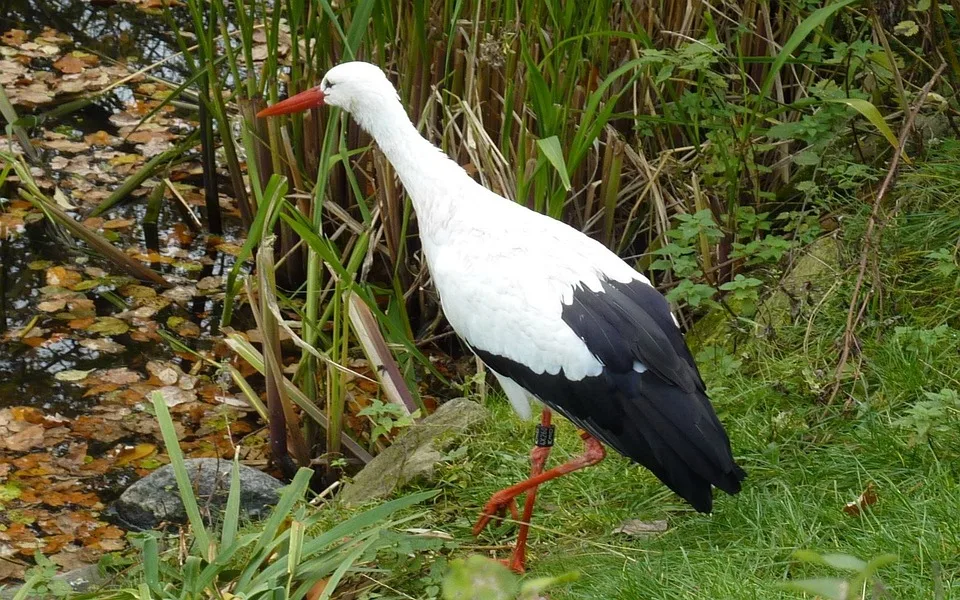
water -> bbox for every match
[0,0,256,414]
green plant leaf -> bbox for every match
[442,555,518,600]
[826,98,910,163]
[781,577,849,600]
[760,0,860,101]
[536,136,571,191]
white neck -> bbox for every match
[350,96,474,242]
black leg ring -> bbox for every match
[534,424,556,447]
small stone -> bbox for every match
[112,458,285,531]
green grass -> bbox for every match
[418,382,957,598]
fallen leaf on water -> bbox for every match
[53,187,78,209]
[10,406,43,425]
[68,317,96,329]
[99,367,141,385]
[114,443,157,466]
[5,424,46,451]
[154,386,196,407]
[0,558,27,583]
[843,482,878,516]
[196,276,223,291]
[80,338,125,354]
[84,130,119,146]
[215,395,254,410]
[45,266,82,288]
[121,284,156,299]
[50,547,95,571]
[147,361,180,386]
[611,519,668,537]
[102,218,135,230]
[171,318,201,338]
[37,299,67,312]
[2,29,29,46]
[42,138,88,154]
[87,316,129,336]
[162,285,198,303]
[54,369,95,382]
[28,260,53,270]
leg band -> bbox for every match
[534,424,555,447]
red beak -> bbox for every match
[257,87,325,117]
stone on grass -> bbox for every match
[113,458,284,531]
[340,397,488,505]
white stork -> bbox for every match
[259,62,746,572]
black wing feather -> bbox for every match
[474,277,745,513]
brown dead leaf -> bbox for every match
[146,361,180,385]
[80,338,125,354]
[45,266,82,288]
[10,407,45,424]
[0,556,27,582]
[196,276,223,291]
[99,367,141,385]
[101,218,135,230]
[121,284,156,299]
[162,285,198,303]
[37,299,67,312]
[53,441,88,468]
[154,386,196,407]
[49,546,98,571]
[81,217,104,230]
[2,29,29,46]
[42,138,88,153]
[5,424,45,451]
[53,54,85,74]
[86,316,129,336]
[68,316,96,329]
[84,130,119,146]
[843,482,878,516]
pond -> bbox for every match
[0,0,268,582]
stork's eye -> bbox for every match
[323,80,336,91]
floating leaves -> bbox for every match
[87,316,130,336]
[45,265,82,288]
[53,369,94,382]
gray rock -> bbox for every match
[0,565,104,599]
[340,397,488,505]
[113,458,284,531]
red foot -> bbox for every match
[499,554,526,574]
[472,491,520,536]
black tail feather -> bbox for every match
[474,348,746,513]
[570,370,746,513]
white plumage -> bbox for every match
[260,61,746,572]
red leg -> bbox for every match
[474,421,606,572]
[505,410,553,573]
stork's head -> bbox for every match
[257,62,398,119]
